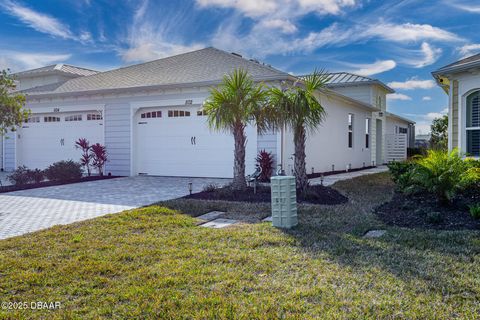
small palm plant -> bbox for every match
[268,70,329,192]
[204,69,269,190]
[90,143,107,176]
[75,138,92,176]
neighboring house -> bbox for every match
[415,134,431,148]
[1,47,414,177]
[432,53,480,157]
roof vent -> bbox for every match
[231,52,242,58]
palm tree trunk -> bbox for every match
[294,126,309,192]
[232,123,247,190]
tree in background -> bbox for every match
[430,114,448,150]
[0,69,29,135]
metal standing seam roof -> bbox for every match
[21,47,291,96]
[323,72,395,93]
[14,64,99,78]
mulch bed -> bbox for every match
[375,192,480,230]
[184,185,348,205]
[0,176,122,194]
[307,166,376,179]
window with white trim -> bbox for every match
[44,116,60,122]
[168,110,191,117]
[65,114,82,121]
[87,113,103,120]
[25,116,40,123]
[399,127,408,134]
[467,91,480,156]
[140,111,162,119]
[365,118,370,148]
[197,110,208,116]
[348,113,354,148]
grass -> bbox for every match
[1,173,480,318]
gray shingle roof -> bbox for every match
[23,48,290,96]
[15,64,98,78]
[433,53,480,75]
[324,72,395,93]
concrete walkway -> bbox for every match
[0,171,12,187]
[0,176,229,240]
[309,166,388,186]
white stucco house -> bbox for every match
[0,47,414,177]
[433,53,480,157]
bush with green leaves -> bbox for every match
[469,204,480,219]
[27,168,44,184]
[44,160,83,183]
[7,166,32,186]
[389,149,479,206]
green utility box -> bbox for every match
[270,176,297,229]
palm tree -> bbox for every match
[268,70,329,192]
[204,69,268,190]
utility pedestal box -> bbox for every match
[270,176,297,229]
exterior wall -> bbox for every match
[16,75,74,91]
[330,85,372,105]
[257,128,278,167]
[104,103,131,176]
[282,94,374,175]
[0,135,3,170]
[448,73,480,154]
[4,131,16,171]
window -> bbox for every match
[399,127,408,134]
[197,110,208,116]
[168,110,191,117]
[140,111,162,119]
[25,116,40,123]
[65,114,82,121]
[87,113,103,120]
[44,116,60,122]
[365,118,370,148]
[467,91,480,156]
[348,114,354,148]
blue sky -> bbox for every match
[0,0,479,133]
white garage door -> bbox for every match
[135,107,257,178]
[17,112,104,169]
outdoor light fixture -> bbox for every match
[363,162,365,168]
[372,161,375,167]
[311,167,314,174]
[320,174,324,186]
[332,164,335,172]
[188,182,193,195]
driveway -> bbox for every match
[0,176,229,240]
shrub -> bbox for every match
[75,138,92,176]
[90,143,107,176]
[7,166,31,185]
[256,149,274,182]
[202,183,219,192]
[469,204,480,220]
[27,168,44,184]
[387,161,421,193]
[44,160,83,182]
[413,149,469,205]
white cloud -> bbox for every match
[364,22,461,43]
[79,31,92,43]
[120,0,204,62]
[402,42,442,68]
[0,51,71,71]
[260,19,297,34]
[422,96,432,101]
[449,1,480,13]
[349,60,396,76]
[0,0,74,39]
[388,78,436,90]
[387,93,412,101]
[459,43,480,58]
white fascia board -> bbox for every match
[130,97,207,110]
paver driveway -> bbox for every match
[0,176,229,240]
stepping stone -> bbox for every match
[199,218,237,229]
[262,216,272,222]
[197,211,225,221]
[363,230,386,238]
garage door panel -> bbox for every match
[18,113,103,170]
[135,109,256,178]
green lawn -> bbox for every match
[1,173,479,319]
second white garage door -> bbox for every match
[17,112,104,169]
[135,107,257,178]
